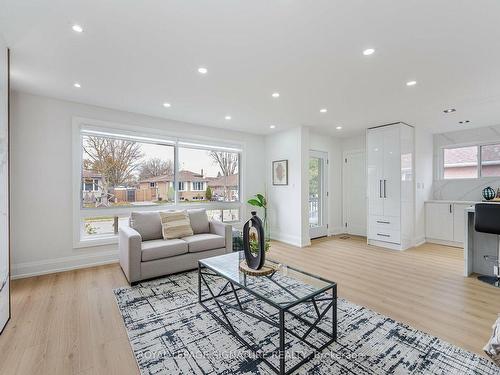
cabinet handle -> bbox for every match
[449,204,452,213]
[384,179,387,198]
[377,233,391,237]
[379,180,382,198]
[376,220,390,224]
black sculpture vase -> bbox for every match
[243,211,266,270]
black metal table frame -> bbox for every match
[198,261,337,375]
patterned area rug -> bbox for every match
[113,271,498,374]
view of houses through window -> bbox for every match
[443,143,500,179]
[80,131,240,240]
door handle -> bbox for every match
[383,179,387,198]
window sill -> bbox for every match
[74,235,118,249]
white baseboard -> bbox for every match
[425,238,463,248]
[414,236,426,247]
[11,250,119,279]
[328,227,344,236]
[270,230,303,248]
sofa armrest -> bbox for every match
[210,220,232,253]
[119,226,142,284]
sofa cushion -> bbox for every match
[141,239,188,262]
[188,209,210,234]
[182,233,225,253]
[130,211,162,241]
[160,210,194,239]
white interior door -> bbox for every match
[309,151,328,239]
[343,151,367,236]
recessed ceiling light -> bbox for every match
[198,67,208,74]
[225,115,232,120]
[272,92,280,98]
[269,125,276,129]
[163,102,171,108]
[363,48,375,56]
[459,120,470,124]
[336,126,343,130]
[73,82,81,88]
[443,108,456,113]
[72,24,83,33]
[406,80,417,86]
[320,108,328,113]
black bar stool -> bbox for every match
[474,203,500,287]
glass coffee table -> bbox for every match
[198,251,337,375]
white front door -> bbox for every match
[343,150,367,236]
[309,151,328,239]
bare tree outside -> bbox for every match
[139,157,174,180]
[209,151,238,176]
[209,151,238,200]
[83,136,143,191]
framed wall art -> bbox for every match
[272,160,288,186]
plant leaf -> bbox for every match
[247,198,262,207]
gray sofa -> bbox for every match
[119,209,232,284]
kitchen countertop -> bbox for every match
[425,200,477,205]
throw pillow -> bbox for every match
[129,211,162,241]
[188,208,210,234]
[160,210,194,239]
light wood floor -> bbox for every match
[1,237,499,374]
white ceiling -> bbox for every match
[2,0,500,137]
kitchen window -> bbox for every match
[442,142,500,179]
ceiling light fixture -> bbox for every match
[72,24,83,33]
[363,48,375,56]
[73,82,81,88]
[163,102,171,108]
[406,80,417,86]
[459,120,470,124]
[443,108,456,113]
[269,125,276,129]
[225,115,232,120]
[320,108,328,113]
[272,92,280,98]
[336,126,343,130]
[198,67,208,74]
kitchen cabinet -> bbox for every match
[425,201,475,246]
[367,123,414,250]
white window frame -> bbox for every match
[72,117,244,248]
[178,181,185,191]
[440,140,500,180]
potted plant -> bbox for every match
[247,193,270,252]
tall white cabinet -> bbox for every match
[367,123,414,250]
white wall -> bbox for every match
[265,126,310,247]
[433,125,500,201]
[415,127,433,244]
[341,133,366,154]
[0,36,10,330]
[10,91,266,278]
[309,131,343,235]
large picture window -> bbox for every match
[76,124,241,245]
